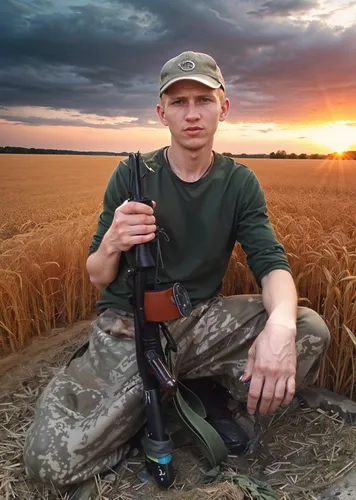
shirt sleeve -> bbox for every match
[88,160,130,257]
[235,169,292,287]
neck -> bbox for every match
[167,139,214,182]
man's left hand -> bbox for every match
[241,323,297,416]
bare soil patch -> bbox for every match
[1,321,356,500]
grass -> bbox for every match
[1,325,356,500]
[0,154,355,398]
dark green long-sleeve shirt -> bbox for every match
[88,147,291,315]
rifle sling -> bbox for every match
[167,350,229,467]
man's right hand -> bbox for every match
[104,200,157,253]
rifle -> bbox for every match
[125,152,229,488]
[126,151,178,488]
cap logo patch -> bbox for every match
[178,60,195,71]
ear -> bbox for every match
[219,97,230,122]
[156,102,169,127]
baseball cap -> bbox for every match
[159,51,225,96]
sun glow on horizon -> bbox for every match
[307,122,355,153]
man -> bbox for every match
[23,51,330,491]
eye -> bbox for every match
[172,99,183,105]
[200,97,211,102]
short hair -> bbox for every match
[217,87,226,102]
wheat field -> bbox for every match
[0,154,355,396]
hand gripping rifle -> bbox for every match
[126,151,178,488]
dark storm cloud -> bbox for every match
[0,0,355,127]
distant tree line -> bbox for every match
[0,146,129,156]
[224,150,356,160]
[2,146,355,159]
[269,150,327,159]
[325,151,356,160]
[223,152,271,158]
[268,150,356,160]
[223,152,268,158]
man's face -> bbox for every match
[156,80,229,151]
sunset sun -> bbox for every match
[310,122,355,153]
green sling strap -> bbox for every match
[167,350,229,467]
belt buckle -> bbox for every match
[171,283,192,317]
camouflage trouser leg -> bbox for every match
[23,295,330,489]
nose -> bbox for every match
[185,102,200,121]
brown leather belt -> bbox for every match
[144,283,192,323]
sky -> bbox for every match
[0,0,355,154]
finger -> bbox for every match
[125,214,156,226]
[241,356,254,382]
[266,378,286,414]
[127,224,157,236]
[247,374,264,415]
[241,344,255,382]
[121,201,154,215]
[257,378,277,416]
[126,233,156,246]
[281,375,296,407]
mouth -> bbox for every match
[184,127,203,135]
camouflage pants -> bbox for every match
[23,295,330,489]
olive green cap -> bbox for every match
[159,51,225,96]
